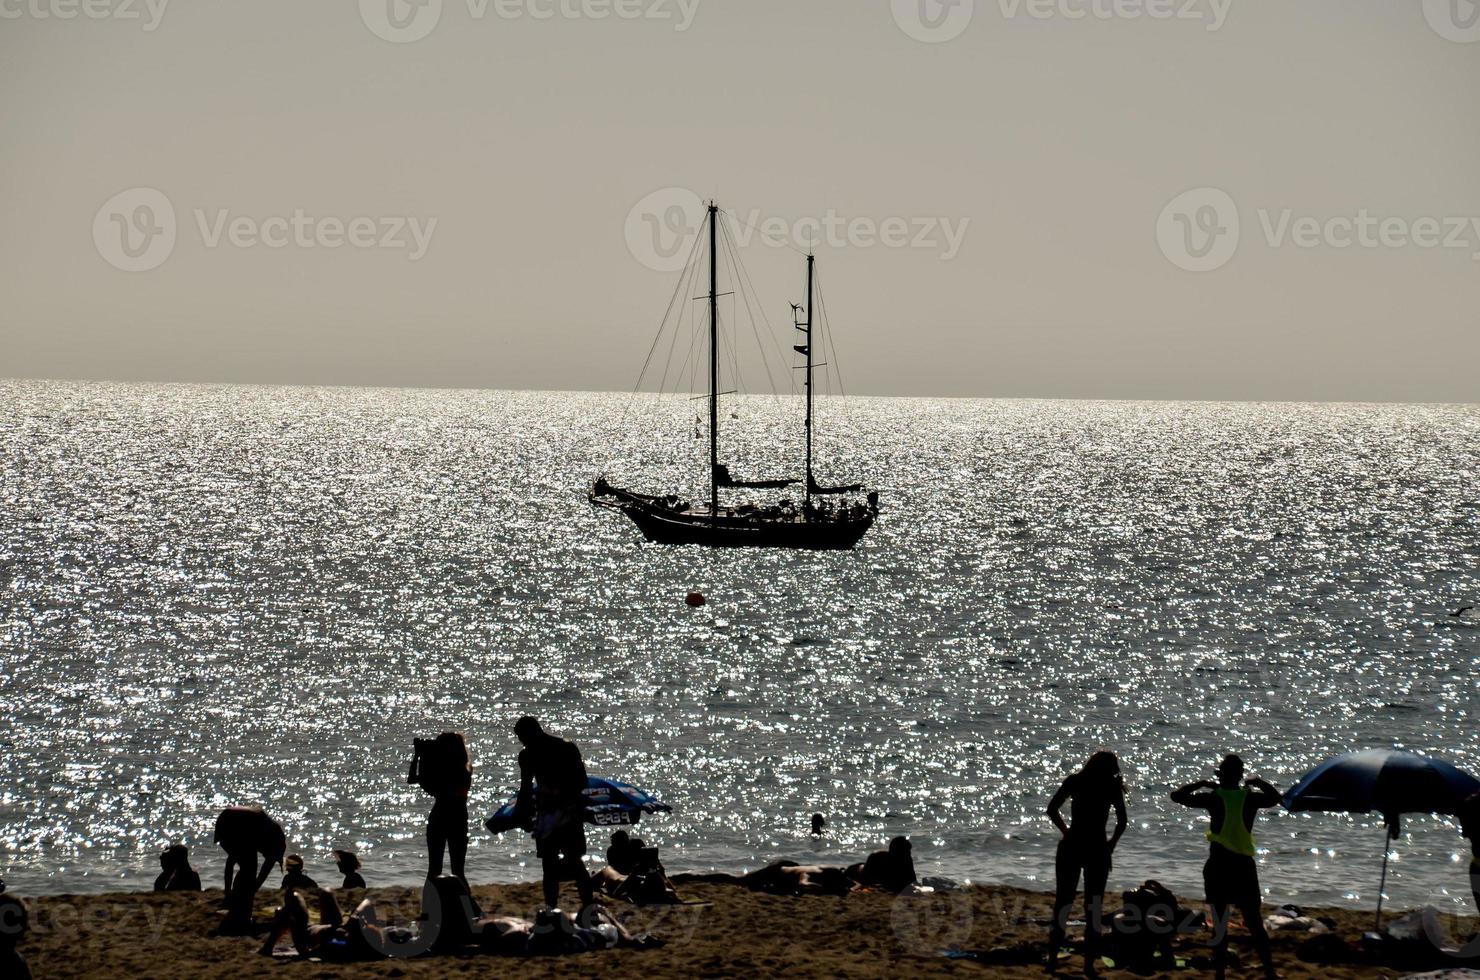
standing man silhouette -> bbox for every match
[513,716,595,911]
[1171,755,1279,980]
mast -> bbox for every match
[708,203,719,525]
[804,253,815,511]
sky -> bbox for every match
[1,0,1477,401]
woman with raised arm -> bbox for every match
[1045,750,1128,978]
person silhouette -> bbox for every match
[1461,791,1480,913]
[1171,755,1279,980]
[513,716,595,911]
[281,854,318,892]
[1045,750,1127,978]
[334,850,366,890]
[214,806,287,932]
[811,813,826,837]
[153,843,202,892]
[0,881,31,980]
[408,732,473,887]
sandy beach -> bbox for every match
[12,879,1477,979]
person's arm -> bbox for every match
[1170,780,1216,808]
[1245,777,1282,808]
[1109,784,1128,850]
[253,853,278,892]
[514,750,535,823]
[407,746,419,786]
[1047,778,1072,836]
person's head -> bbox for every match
[1217,754,1245,788]
[514,716,544,746]
[610,830,630,847]
[333,849,361,873]
[888,836,912,858]
[163,843,190,870]
[285,854,305,875]
[811,813,825,830]
[1082,750,1124,792]
[1462,791,1480,840]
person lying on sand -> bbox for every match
[476,905,663,956]
[847,836,918,894]
[686,861,854,897]
[153,844,202,892]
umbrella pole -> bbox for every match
[1374,832,1391,933]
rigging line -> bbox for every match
[720,214,797,404]
[717,205,813,259]
[815,265,847,398]
[655,225,705,398]
[717,216,783,403]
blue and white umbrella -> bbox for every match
[1284,750,1480,928]
[484,776,672,835]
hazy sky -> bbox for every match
[2,0,1477,401]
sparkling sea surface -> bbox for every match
[1,380,1478,911]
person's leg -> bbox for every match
[1208,899,1231,980]
[1240,899,1276,978]
[224,854,236,896]
[1047,842,1082,973]
[426,817,446,879]
[542,855,562,909]
[572,856,595,907]
[448,828,468,883]
[1082,848,1111,976]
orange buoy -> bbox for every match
[685,592,706,607]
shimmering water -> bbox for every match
[2,381,1478,911]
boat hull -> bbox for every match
[593,488,874,550]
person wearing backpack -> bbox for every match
[408,732,473,887]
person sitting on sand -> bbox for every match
[1462,791,1480,912]
[688,860,854,896]
[1045,750,1127,978]
[258,888,400,962]
[1171,755,1280,980]
[513,716,596,911]
[281,854,318,892]
[214,805,288,932]
[848,836,918,894]
[153,843,202,892]
[334,850,366,890]
[0,882,32,980]
[605,830,644,875]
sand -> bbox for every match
[11,879,1479,978]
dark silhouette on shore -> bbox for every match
[153,843,202,892]
[281,854,318,892]
[0,881,31,980]
[334,850,366,890]
[408,732,473,886]
[214,806,287,932]
[847,836,917,894]
[1045,750,1128,977]
[1172,755,1280,980]
[514,716,596,911]
[811,813,826,836]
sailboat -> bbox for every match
[590,202,878,550]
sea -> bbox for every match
[2,380,1477,913]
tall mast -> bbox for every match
[708,202,719,525]
[804,252,815,511]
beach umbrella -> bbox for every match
[484,776,672,835]
[1283,749,1480,929]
